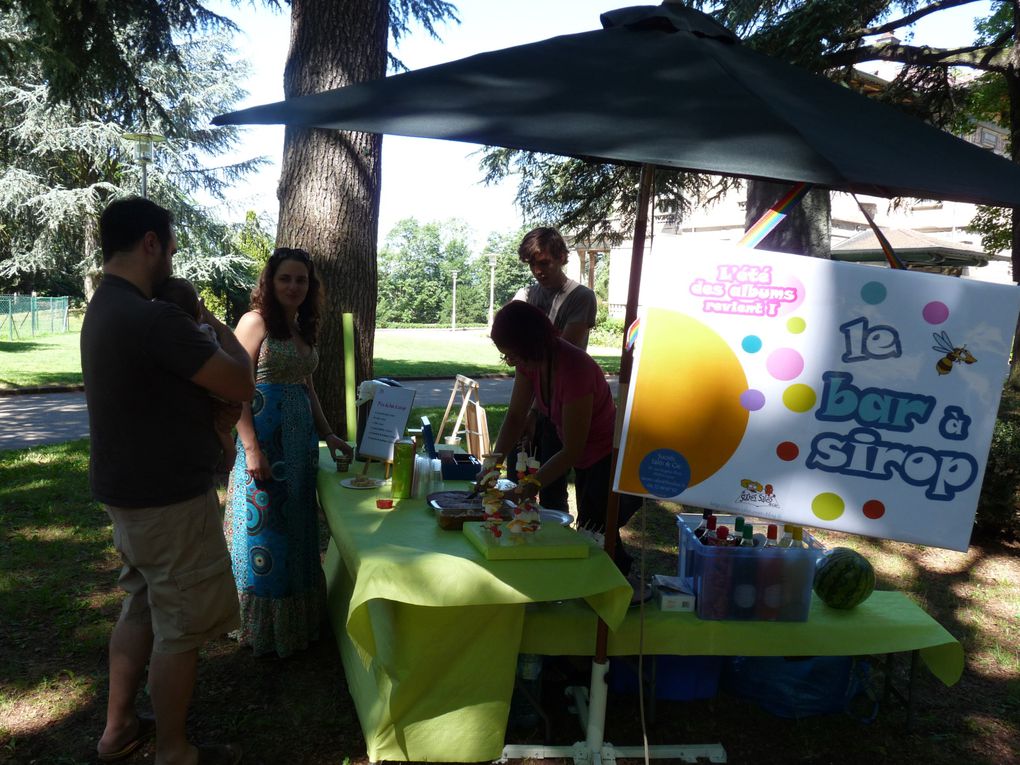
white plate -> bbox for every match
[341,477,386,490]
[539,508,573,526]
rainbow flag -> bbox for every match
[625,317,641,352]
[738,182,812,249]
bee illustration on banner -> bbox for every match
[932,331,976,376]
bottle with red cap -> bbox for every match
[756,524,783,619]
[693,509,713,539]
[699,515,720,545]
[703,525,730,546]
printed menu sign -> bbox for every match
[614,245,1020,551]
[359,386,416,461]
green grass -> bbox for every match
[0,326,622,390]
[373,328,620,378]
[0,331,84,389]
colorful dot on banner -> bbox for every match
[862,500,886,520]
[861,282,887,305]
[812,492,845,521]
[787,317,806,334]
[783,384,816,412]
[923,301,950,324]
[776,441,799,461]
[766,347,805,381]
[739,389,766,411]
[741,335,763,353]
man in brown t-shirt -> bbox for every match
[82,197,254,765]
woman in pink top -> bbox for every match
[487,301,639,573]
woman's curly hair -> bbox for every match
[250,248,322,345]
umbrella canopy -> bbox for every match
[215,2,1020,208]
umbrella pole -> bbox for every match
[581,163,648,758]
[587,163,726,764]
[596,161,655,658]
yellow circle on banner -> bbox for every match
[617,308,749,495]
[812,492,845,521]
[783,384,816,412]
[787,317,806,334]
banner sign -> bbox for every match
[613,246,1020,550]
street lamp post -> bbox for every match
[123,132,166,198]
[487,252,498,328]
[451,270,459,331]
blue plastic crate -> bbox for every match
[609,655,723,701]
[677,514,823,621]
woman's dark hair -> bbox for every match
[490,300,559,362]
[250,248,322,345]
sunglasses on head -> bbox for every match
[272,248,311,263]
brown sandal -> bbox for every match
[97,716,156,762]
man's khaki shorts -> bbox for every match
[104,488,240,654]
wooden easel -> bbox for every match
[437,374,482,446]
[361,456,392,479]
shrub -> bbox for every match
[976,389,1020,539]
[590,316,624,348]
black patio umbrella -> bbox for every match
[214,3,1020,747]
[215,3,1020,207]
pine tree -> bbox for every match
[0,12,266,300]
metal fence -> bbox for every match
[0,295,70,339]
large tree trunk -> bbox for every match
[744,180,831,258]
[277,0,388,433]
[1007,53,1020,382]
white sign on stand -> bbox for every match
[359,386,417,461]
[613,244,1020,551]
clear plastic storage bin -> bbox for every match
[677,514,823,622]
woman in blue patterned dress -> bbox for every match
[224,248,352,657]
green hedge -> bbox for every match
[977,388,1020,538]
[589,317,624,348]
[376,322,490,330]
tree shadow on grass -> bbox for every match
[3,627,364,765]
[373,357,505,379]
[6,443,365,762]
[589,352,622,374]
[0,370,83,387]
[0,341,44,353]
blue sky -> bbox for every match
[203,0,991,249]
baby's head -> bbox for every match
[155,277,201,322]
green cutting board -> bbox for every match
[462,521,591,560]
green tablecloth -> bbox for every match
[317,449,964,762]
[317,451,631,763]
[520,591,963,686]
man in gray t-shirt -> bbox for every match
[512,227,597,511]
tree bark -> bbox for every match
[82,214,101,302]
[1008,60,1020,379]
[277,0,388,434]
[744,181,831,258]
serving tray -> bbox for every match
[462,521,591,560]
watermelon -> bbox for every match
[813,547,875,609]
